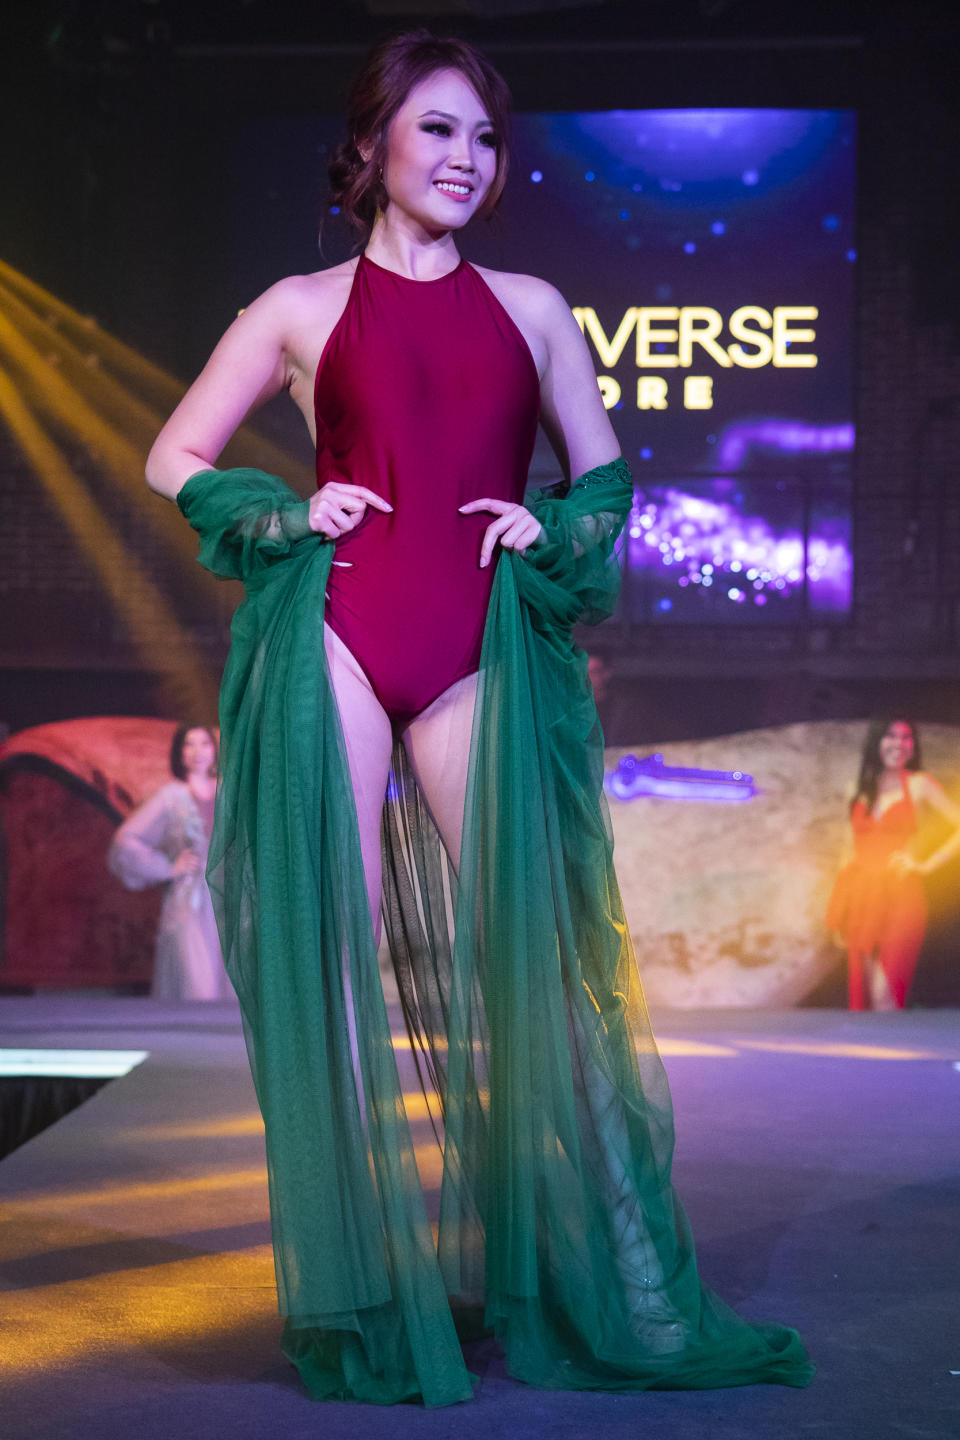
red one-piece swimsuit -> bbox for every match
[315,252,541,728]
[825,771,927,1009]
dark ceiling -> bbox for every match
[2,0,956,64]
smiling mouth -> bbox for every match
[434,181,472,197]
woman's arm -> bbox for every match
[888,773,960,877]
[535,279,622,482]
[108,786,181,888]
[145,279,303,502]
[149,271,391,542]
[460,276,624,565]
[914,774,960,875]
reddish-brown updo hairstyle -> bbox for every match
[328,29,512,234]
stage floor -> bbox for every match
[1,996,958,1440]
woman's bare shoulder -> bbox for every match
[470,266,580,378]
[471,264,569,318]
[245,259,358,325]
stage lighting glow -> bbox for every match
[606,753,757,803]
[0,1049,148,1078]
[0,259,317,693]
[625,479,852,618]
[0,366,218,714]
[716,420,855,471]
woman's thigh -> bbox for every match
[400,671,478,873]
[324,622,394,932]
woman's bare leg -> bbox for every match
[400,671,478,872]
[324,623,394,1110]
[324,623,394,938]
[868,957,897,1011]
[847,948,866,1010]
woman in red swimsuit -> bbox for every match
[146,40,601,928]
[144,31,813,1406]
[827,718,960,1009]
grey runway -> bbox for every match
[1,996,957,1440]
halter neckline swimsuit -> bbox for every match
[314,252,541,728]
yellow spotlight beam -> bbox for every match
[4,1165,269,1213]
[0,309,235,622]
[0,274,169,444]
[736,1038,949,1062]
[0,273,193,543]
[0,310,205,572]
[0,257,315,491]
[0,257,192,412]
[0,366,218,716]
[0,1246,277,1380]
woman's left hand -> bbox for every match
[458,499,544,568]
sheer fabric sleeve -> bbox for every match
[176,467,320,581]
[520,456,634,627]
[108,786,178,889]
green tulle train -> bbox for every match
[177,460,813,1405]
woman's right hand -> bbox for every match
[172,849,203,878]
[309,482,392,539]
[888,850,922,878]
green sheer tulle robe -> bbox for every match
[177,459,812,1406]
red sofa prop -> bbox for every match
[0,717,182,989]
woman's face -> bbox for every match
[380,68,499,235]
[879,721,914,771]
[181,728,216,776]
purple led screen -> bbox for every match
[460,108,857,623]
[624,475,851,621]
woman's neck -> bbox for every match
[186,771,216,799]
[364,214,460,280]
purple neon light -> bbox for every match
[716,419,855,471]
[606,753,757,803]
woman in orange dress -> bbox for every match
[827,718,960,1009]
